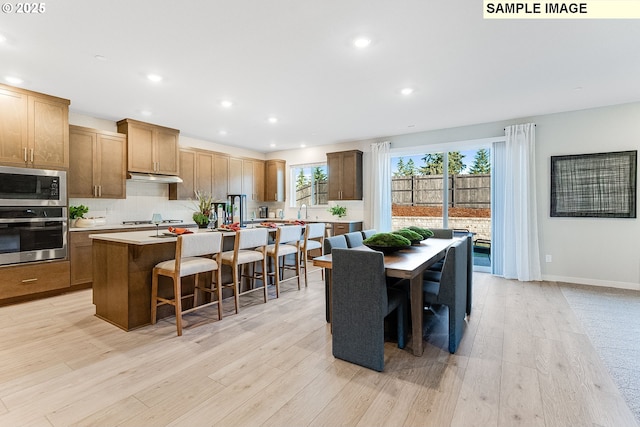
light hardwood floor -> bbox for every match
[0,269,637,427]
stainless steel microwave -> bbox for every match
[0,166,67,206]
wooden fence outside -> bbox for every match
[391,174,490,208]
[295,174,490,208]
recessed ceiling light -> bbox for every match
[220,100,233,108]
[300,144,307,148]
[0,34,7,43]
[219,130,227,136]
[270,143,276,148]
[401,87,414,96]
[147,74,162,83]
[140,110,152,116]
[353,37,371,49]
[268,117,278,124]
[5,76,23,85]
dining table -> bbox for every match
[312,237,461,356]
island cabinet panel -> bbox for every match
[69,125,126,199]
[117,118,179,176]
[0,83,69,169]
[0,261,70,301]
[92,238,197,331]
[327,150,363,200]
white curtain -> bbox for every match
[370,141,392,232]
[493,123,542,281]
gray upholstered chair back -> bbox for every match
[430,228,454,239]
[323,235,347,254]
[361,229,377,239]
[331,248,388,371]
[344,231,364,248]
[423,239,467,353]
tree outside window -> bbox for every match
[292,164,328,207]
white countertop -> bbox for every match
[71,222,195,232]
[89,228,232,245]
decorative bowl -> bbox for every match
[364,244,410,255]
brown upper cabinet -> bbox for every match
[0,83,70,169]
[265,159,286,202]
[117,118,179,176]
[69,125,127,199]
[170,148,267,202]
[242,159,264,202]
[327,150,363,200]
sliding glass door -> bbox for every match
[391,146,492,270]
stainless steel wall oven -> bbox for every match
[0,166,67,266]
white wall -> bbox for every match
[277,102,640,290]
[71,104,640,290]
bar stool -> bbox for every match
[220,227,269,313]
[151,232,223,336]
[265,225,302,297]
[301,222,325,286]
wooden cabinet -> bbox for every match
[169,148,196,200]
[265,159,286,202]
[229,157,243,194]
[0,83,70,169]
[69,231,93,286]
[213,153,229,199]
[331,221,363,236]
[69,125,126,199]
[0,261,70,300]
[327,150,363,200]
[170,148,266,202]
[117,118,179,176]
[242,159,265,202]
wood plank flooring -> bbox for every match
[0,269,637,427]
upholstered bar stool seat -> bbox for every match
[220,227,269,314]
[151,232,223,336]
[301,222,325,286]
[265,225,302,297]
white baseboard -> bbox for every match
[542,274,640,291]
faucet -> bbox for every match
[299,204,308,220]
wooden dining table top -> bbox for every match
[312,237,459,277]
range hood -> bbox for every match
[127,172,183,184]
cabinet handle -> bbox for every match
[30,148,34,163]
[23,147,28,162]
[21,278,38,283]
[98,185,102,197]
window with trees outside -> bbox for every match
[290,163,328,208]
[392,148,492,269]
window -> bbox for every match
[290,163,328,208]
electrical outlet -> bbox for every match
[545,254,552,263]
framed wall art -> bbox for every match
[550,150,637,218]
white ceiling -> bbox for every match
[2,1,639,153]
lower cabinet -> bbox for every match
[0,261,70,301]
[331,221,363,236]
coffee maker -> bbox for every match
[258,206,268,218]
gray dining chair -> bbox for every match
[331,248,407,372]
[424,233,474,316]
[361,229,377,239]
[430,228,454,239]
[323,235,348,322]
[422,239,467,353]
[344,231,364,248]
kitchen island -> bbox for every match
[90,229,232,331]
